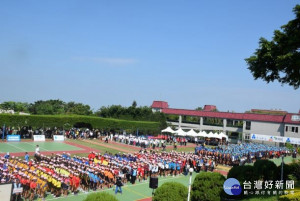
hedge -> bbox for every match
[153,182,188,201]
[83,192,118,201]
[191,172,225,201]
[0,114,160,132]
[279,192,300,201]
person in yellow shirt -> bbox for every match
[55,178,62,198]
[40,176,48,200]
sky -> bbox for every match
[0,0,299,113]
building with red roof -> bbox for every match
[151,101,300,144]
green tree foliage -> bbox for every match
[27,100,92,115]
[153,182,188,201]
[95,103,167,130]
[245,5,300,89]
[253,160,277,181]
[66,102,92,115]
[288,160,300,181]
[227,165,255,183]
[29,100,65,115]
[0,101,30,112]
[132,100,137,108]
[195,107,203,110]
[83,192,118,201]
[191,172,225,201]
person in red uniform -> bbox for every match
[29,178,37,201]
[73,173,80,194]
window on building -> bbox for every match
[246,121,251,130]
[245,133,250,140]
[287,126,299,133]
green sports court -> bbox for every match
[0,141,83,154]
[45,173,198,201]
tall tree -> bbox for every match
[245,5,300,89]
[132,100,137,108]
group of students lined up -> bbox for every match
[0,149,219,200]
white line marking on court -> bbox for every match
[24,142,51,151]
[6,143,27,152]
[45,175,189,201]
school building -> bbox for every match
[151,101,300,145]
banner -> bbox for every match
[33,135,45,142]
[53,135,64,141]
[7,135,21,142]
[13,187,23,194]
[251,134,300,145]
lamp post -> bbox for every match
[187,167,194,201]
[281,155,284,181]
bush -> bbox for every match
[286,143,294,151]
[253,160,277,181]
[227,165,255,183]
[289,161,300,181]
[191,172,225,201]
[276,163,292,181]
[279,192,300,201]
[153,182,188,201]
[0,114,159,132]
[83,192,118,201]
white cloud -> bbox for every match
[72,57,138,66]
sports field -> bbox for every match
[45,173,198,201]
[1,139,298,201]
[0,141,82,154]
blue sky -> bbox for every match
[0,1,299,113]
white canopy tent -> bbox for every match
[207,132,215,138]
[213,132,222,139]
[197,131,208,138]
[174,128,187,136]
[219,132,229,140]
[161,127,175,134]
[186,129,198,137]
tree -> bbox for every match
[153,182,188,201]
[29,100,66,115]
[245,5,300,89]
[132,100,137,108]
[83,192,118,201]
[0,101,30,112]
[195,107,203,111]
[66,102,92,115]
[191,172,225,201]
[253,160,277,181]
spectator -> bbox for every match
[25,152,29,162]
[115,177,123,194]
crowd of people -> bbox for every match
[1,133,299,201]
[1,147,218,201]
[195,143,296,166]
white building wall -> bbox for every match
[284,124,300,138]
[248,121,284,136]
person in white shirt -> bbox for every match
[35,145,40,154]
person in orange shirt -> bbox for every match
[73,173,80,194]
[29,178,37,201]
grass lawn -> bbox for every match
[245,156,300,166]
[66,139,125,155]
[44,173,198,201]
[164,146,196,153]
